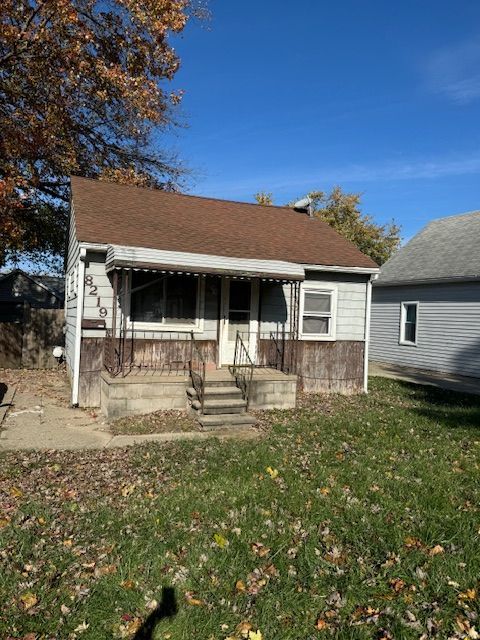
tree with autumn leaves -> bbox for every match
[0,0,206,271]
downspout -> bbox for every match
[72,247,87,406]
[363,274,376,393]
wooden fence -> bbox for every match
[0,305,64,369]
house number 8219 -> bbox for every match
[85,275,107,318]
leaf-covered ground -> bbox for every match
[1,378,479,640]
[109,410,199,436]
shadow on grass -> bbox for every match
[133,586,178,640]
[388,379,480,430]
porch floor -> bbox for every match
[107,366,296,382]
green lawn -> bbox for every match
[1,378,479,640]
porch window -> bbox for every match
[400,301,418,345]
[130,272,199,327]
[300,286,336,340]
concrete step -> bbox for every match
[188,386,242,402]
[204,386,243,400]
[192,398,247,415]
[198,412,257,430]
[204,377,237,388]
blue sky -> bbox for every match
[164,0,480,240]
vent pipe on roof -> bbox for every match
[293,196,314,218]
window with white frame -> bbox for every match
[400,302,418,345]
[300,285,336,339]
[130,272,200,328]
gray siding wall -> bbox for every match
[260,271,368,341]
[64,206,81,378]
[370,282,480,378]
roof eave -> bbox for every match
[301,263,380,275]
[374,275,480,287]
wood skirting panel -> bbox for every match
[258,339,365,395]
[79,338,104,407]
[0,308,64,369]
[78,338,217,407]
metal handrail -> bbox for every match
[189,331,206,413]
[230,331,254,410]
[103,329,121,376]
[270,330,285,372]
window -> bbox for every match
[130,272,200,328]
[400,302,418,345]
[300,286,336,340]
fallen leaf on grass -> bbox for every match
[95,564,117,577]
[459,588,477,601]
[429,544,445,556]
[266,466,278,479]
[117,617,142,638]
[251,542,270,558]
[214,533,229,548]
[389,578,406,593]
[73,621,89,634]
[19,592,38,610]
[315,617,330,630]
[121,579,135,590]
[121,484,136,497]
[185,591,204,606]
[235,579,246,593]
[404,536,424,550]
[235,621,252,637]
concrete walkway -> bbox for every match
[370,362,480,396]
[0,373,257,451]
[0,386,113,450]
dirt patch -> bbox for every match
[0,367,71,408]
[108,409,200,435]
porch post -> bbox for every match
[112,269,118,340]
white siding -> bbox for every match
[371,282,480,378]
[64,206,80,378]
[259,271,368,341]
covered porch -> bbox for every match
[100,244,303,418]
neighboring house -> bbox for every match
[0,269,64,368]
[66,176,379,422]
[370,210,480,379]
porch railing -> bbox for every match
[230,331,254,410]
[189,331,206,413]
[103,328,190,377]
[257,329,297,375]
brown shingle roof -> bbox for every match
[71,176,378,269]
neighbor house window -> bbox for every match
[300,286,336,340]
[130,272,199,327]
[400,302,418,345]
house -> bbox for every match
[370,210,480,379]
[66,176,379,423]
[0,269,64,368]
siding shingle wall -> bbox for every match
[370,282,480,378]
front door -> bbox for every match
[220,278,258,365]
